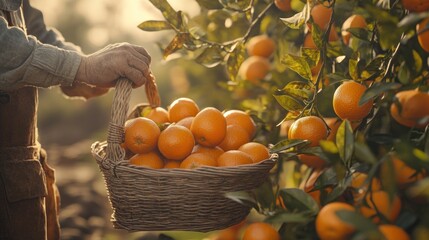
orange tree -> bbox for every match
[139,0,429,239]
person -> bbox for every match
[0,0,153,239]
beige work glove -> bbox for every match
[74,43,152,89]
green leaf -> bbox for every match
[225,191,259,211]
[219,0,252,11]
[336,120,354,168]
[311,23,323,50]
[319,140,339,155]
[226,42,246,82]
[265,211,313,224]
[195,46,224,68]
[346,28,370,42]
[279,188,319,214]
[280,54,312,80]
[138,20,173,31]
[398,12,429,28]
[398,61,411,84]
[301,48,320,67]
[163,34,184,58]
[149,0,183,30]
[195,0,223,9]
[359,82,401,105]
[349,54,359,80]
[354,141,377,165]
[412,50,423,73]
[280,81,314,100]
[336,210,379,232]
[280,2,310,29]
[273,91,306,112]
[270,139,309,154]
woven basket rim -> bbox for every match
[91,140,278,174]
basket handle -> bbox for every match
[105,74,161,166]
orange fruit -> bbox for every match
[416,18,429,52]
[246,35,276,58]
[274,0,292,12]
[168,97,200,123]
[288,116,328,147]
[242,222,280,240]
[279,119,294,137]
[218,125,250,151]
[238,56,271,84]
[300,168,332,206]
[390,89,429,128]
[224,109,257,139]
[387,156,426,187]
[176,116,194,130]
[315,202,356,240]
[192,145,224,161]
[350,172,382,201]
[129,151,164,169]
[310,4,333,31]
[238,142,270,163]
[298,154,326,169]
[341,14,367,45]
[180,153,218,169]
[158,124,195,161]
[360,190,401,223]
[142,106,169,124]
[333,81,374,121]
[124,117,161,154]
[401,0,429,12]
[164,160,181,169]
[211,228,238,240]
[303,33,317,49]
[217,150,253,167]
[191,107,227,147]
[378,224,411,240]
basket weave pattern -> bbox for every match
[91,78,276,232]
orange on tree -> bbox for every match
[242,222,280,240]
[238,142,270,163]
[288,116,328,147]
[341,14,367,45]
[333,81,374,121]
[298,154,326,169]
[417,17,429,52]
[401,0,429,12]
[383,156,426,187]
[279,119,293,137]
[246,35,276,58]
[180,153,218,169]
[158,124,195,161]
[141,106,169,124]
[360,190,401,223]
[274,0,291,12]
[192,145,224,161]
[218,125,250,151]
[129,151,164,169]
[164,160,181,169]
[167,97,200,123]
[217,150,253,167]
[315,202,356,240]
[309,3,333,31]
[191,107,227,147]
[390,89,429,128]
[300,169,333,205]
[350,172,382,201]
[124,117,161,154]
[378,224,411,240]
[176,116,194,129]
[238,56,271,85]
[224,109,257,139]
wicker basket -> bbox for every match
[91,78,276,232]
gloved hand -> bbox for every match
[60,82,109,100]
[74,43,152,88]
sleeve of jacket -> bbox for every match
[22,0,81,52]
[0,16,82,90]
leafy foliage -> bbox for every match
[140,0,429,239]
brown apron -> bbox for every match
[0,5,61,240]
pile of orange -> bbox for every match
[123,97,270,169]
